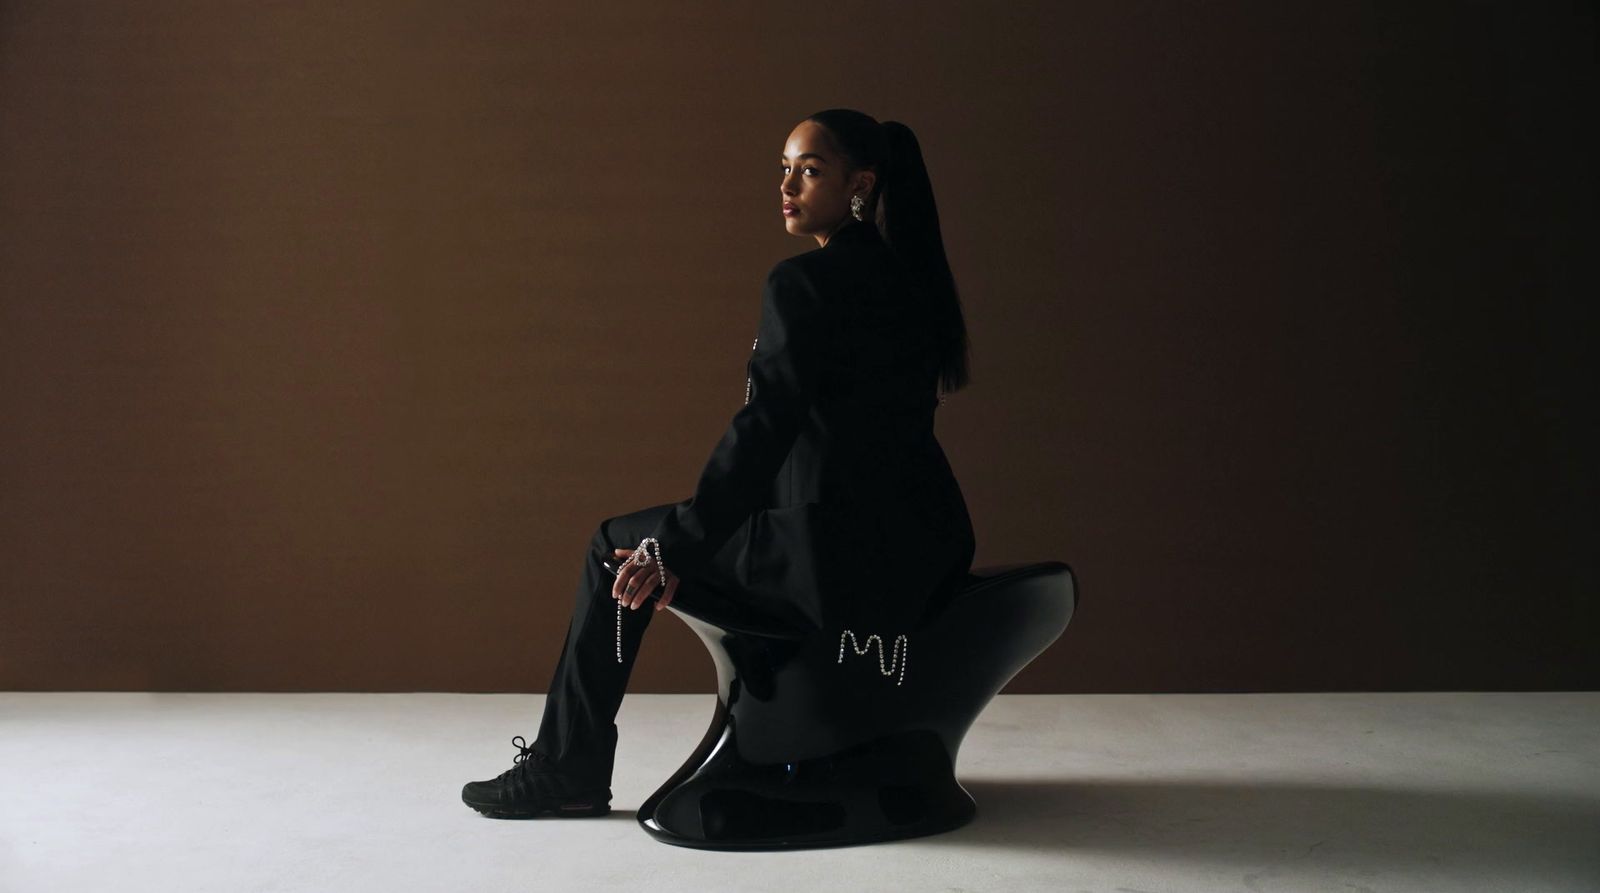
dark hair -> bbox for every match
[804,108,971,398]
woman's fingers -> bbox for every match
[610,546,675,611]
[656,573,679,611]
[612,551,643,599]
[631,567,663,610]
[617,557,657,610]
[621,567,642,609]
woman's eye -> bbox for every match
[780,165,820,176]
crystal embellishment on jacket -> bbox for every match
[838,629,910,685]
[744,335,758,405]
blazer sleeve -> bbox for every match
[645,258,828,580]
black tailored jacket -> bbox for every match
[646,218,976,636]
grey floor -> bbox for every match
[1,691,1596,893]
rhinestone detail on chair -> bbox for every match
[837,629,909,686]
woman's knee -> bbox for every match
[592,517,613,551]
[594,503,676,555]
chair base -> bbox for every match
[638,703,976,850]
[637,560,1077,850]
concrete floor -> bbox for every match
[1,691,1595,893]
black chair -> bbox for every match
[636,560,1079,850]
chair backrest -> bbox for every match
[920,560,1080,632]
[916,560,1078,689]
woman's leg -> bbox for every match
[527,501,795,787]
[526,504,670,786]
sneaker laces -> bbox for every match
[491,735,554,795]
[510,735,545,767]
[499,735,603,804]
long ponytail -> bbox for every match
[805,109,972,397]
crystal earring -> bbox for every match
[850,194,864,220]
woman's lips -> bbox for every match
[783,205,799,217]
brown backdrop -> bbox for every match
[2,2,1594,693]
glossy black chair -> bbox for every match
[636,560,1079,850]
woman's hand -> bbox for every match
[611,547,680,612]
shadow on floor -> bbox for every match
[942,777,1599,887]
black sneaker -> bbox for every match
[461,735,613,819]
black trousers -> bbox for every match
[528,501,808,787]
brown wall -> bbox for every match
[2,3,1593,693]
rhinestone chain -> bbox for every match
[616,537,667,663]
[744,335,758,405]
[837,629,910,686]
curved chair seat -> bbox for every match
[637,560,1079,850]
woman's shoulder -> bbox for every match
[775,231,896,292]
[771,246,827,280]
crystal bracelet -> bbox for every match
[616,537,668,663]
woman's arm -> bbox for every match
[644,257,829,579]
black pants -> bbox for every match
[528,501,807,787]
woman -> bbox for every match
[462,109,975,819]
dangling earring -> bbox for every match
[850,194,864,220]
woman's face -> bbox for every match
[780,120,875,247]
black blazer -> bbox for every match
[647,218,975,635]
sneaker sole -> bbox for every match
[466,797,612,820]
